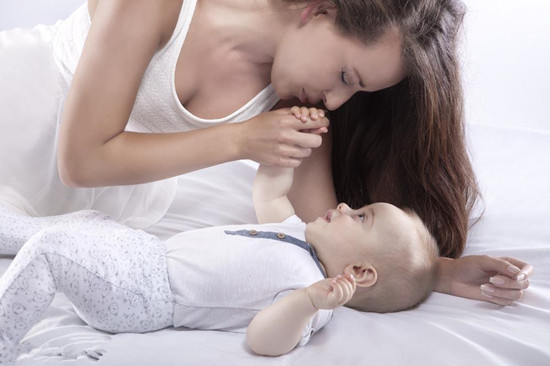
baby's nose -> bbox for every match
[337,203,351,213]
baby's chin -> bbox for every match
[304,219,322,244]
[305,222,314,242]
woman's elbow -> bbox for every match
[57,149,96,188]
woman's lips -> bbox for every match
[323,209,332,222]
[300,89,310,104]
[300,89,307,104]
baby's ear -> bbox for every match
[300,1,336,25]
[344,264,378,288]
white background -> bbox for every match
[1,0,549,131]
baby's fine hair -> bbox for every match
[348,209,439,313]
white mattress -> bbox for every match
[1,123,549,365]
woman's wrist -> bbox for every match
[232,120,252,161]
[435,257,455,294]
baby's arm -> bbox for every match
[253,164,295,224]
[253,107,327,224]
[246,274,355,356]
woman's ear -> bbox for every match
[344,264,378,288]
[300,1,336,25]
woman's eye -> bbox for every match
[340,70,349,85]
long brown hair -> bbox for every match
[328,0,480,258]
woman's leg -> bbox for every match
[0,219,173,362]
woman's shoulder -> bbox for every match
[87,0,183,50]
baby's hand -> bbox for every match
[290,106,328,135]
[305,273,356,310]
[291,106,325,122]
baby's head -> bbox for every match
[306,202,439,313]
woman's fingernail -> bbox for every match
[480,284,495,293]
[516,273,526,281]
[507,266,520,275]
[490,277,505,285]
[481,292,494,299]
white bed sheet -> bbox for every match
[1,123,549,365]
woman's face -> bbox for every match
[271,13,406,110]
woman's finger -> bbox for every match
[489,275,530,290]
[278,145,312,159]
[289,130,323,149]
[478,255,523,279]
[302,127,328,135]
[480,284,524,301]
[481,292,515,306]
[274,157,303,168]
[499,257,534,280]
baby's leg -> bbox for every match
[0,205,114,255]
[0,222,173,362]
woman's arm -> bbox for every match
[59,0,172,186]
[58,0,328,188]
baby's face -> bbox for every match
[306,202,416,278]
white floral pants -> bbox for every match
[0,207,174,362]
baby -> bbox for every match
[0,117,438,362]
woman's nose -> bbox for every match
[323,89,355,111]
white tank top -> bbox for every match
[52,0,279,131]
[48,0,279,228]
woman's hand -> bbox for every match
[305,274,356,310]
[237,108,329,167]
[437,255,533,306]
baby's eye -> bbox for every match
[358,214,365,222]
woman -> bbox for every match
[0,0,531,306]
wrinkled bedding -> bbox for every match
[1,123,549,365]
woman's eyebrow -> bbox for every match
[353,67,366,88]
